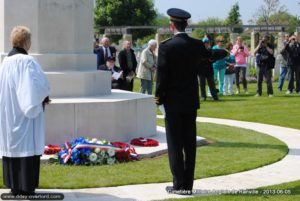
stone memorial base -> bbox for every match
[45,90,157,145]
[46,71,111,98]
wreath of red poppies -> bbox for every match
[111,141,139,161]
[130,137,159,147]
[44,144,61,155]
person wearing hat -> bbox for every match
[155,8,213,195]
[99,56,123,89]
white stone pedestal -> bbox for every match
[46,71,111,98]
[0,0,157,145]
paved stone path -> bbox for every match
[1,117,300,201]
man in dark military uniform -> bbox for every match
[155,8,212,195]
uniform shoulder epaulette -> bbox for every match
[160,37,171,44]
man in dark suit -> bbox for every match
[155,8,214,195]
[94,37,117,69]
[118,40,137,91]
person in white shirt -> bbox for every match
[0,26,50,195]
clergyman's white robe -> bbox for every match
[0,54,50,157]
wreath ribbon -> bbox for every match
[60,142,122,164]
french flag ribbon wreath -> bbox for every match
[60,141,138,164]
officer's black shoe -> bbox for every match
[10,189,21,196]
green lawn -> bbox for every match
[135,79,300,129]
[0,122,287,189]
[197,82,300,129]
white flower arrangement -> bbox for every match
[107,149,115,157]
[90,138,98,143]
[94,148,101,153]
[89,153,98,162]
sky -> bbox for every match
[154,0,300,24]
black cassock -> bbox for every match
[3,156,40,195]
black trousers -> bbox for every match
[199,75,218,99]
[287,65,300,93]
[122,79,134,91]
[256,65,273,95]
[165,110,197,190]
[2,155,40,194]
[235,66,247,90]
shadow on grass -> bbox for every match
[208,141,287,150]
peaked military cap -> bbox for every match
[167,8,191,22]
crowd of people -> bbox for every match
[201,33,300,99]
[93,37,157,93]
[94,32,300,99]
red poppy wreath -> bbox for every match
[130,137,159,147]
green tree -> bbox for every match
[192,17,225,41]
[154,13,169,26]
[225,2,243,33]
[256,11,300,33]
[249,0,286,25]
[135,13,169,48]
[94,0,157,41]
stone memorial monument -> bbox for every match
[0,0,156,144]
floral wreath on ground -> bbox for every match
[130,137,159,147]
[45,137,139,165]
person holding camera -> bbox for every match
[199,37,219,101]
[232,36,249,94]
[254,34,274,97]
[283,35,300,94]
